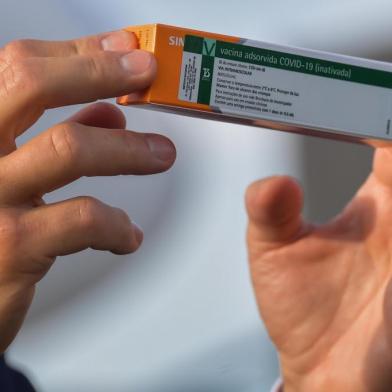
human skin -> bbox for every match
[2,28,391,392]
[0,30,176,353]
[245,145,392,390]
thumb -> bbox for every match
[245,175,306,249]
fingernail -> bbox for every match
[120,50,153,74]
[101,30,136,51]
[132,222,144,245]
[145,134,176,162]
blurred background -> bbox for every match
[1,0,390,391]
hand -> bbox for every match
[0,31,176,353]
[245,145,392,391]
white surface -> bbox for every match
[1,1,389,391]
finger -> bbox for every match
[372,146,392,187]
[66,102,127,129]
[1,30,138,60]
[245,176,306,248]
[384,279,392,351]
[21,196,143,257]
[363,138,392,149]
[0,122,176,203]
[0,49,156,138]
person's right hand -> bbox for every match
[0,30,176,353]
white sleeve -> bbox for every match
[270,378,283,392]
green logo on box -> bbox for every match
[203,39,216,57]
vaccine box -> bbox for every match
[117,23,392,143]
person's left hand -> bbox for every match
[245,164,392,391]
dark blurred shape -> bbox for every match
[0,355,36,392]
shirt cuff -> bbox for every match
[271,378,283,392]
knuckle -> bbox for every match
[120,131,137,150]
[71,36,101,55]
[0,213,22,259]
[86,56,103,79]
[76,197,103,232]
[0,57,39,99]
[120,132,147,168]
[4,40,35,61]
[50,123,83,165]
